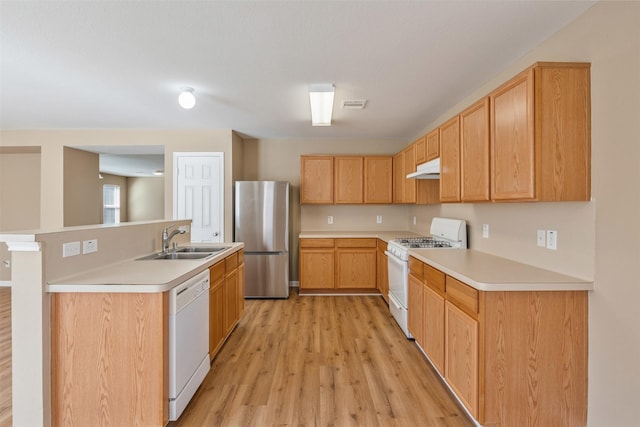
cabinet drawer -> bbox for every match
[377,239,386,251]
[210,260,225,283]
[300,238,335,248]
[424,264,445,296]
[446,276,479,319]
[409,257,424,279]
[336,238,377,248]
[225,252,238,272]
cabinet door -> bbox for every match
[237,260,245,318]
[415,136,427,164]
[334,156,363,204]
[336,248,376,289]
[461,98,490,202]
[403,145,416,203]
[300,156,334,204]
[408,273,424,345]
[393,152,404,203]
[364,156,393,204]
[376,241,389,303]
[439,116,461,202]
[426,128,440,161]
[209,280,225,358]
[224,268,239,335]
[209,261,226,358]
[300,249,335,289]
[423,285,445,375]
[490,69,535,200]
[445,301,479,418]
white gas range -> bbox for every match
[386,217,467,338]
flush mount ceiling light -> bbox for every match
[309,83,335,126]
[152,170,164,176]
[178,87,196,109]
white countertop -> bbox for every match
[410,249,593,292]
[47,243,244,293]
[299,231,593,292]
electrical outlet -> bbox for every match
[537,230,546,247]
[413,216,417,225]
[83,239,98,254]
[482,224,489,238]
[327,216,333,225]
[376,215,383,224]
[62,241,81,258]
[546,230,558,250]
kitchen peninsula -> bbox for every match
[2,220,244,427]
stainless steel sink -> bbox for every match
[175,246,230,253]
[136,251,214,261]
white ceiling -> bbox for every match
[0,1,595,141]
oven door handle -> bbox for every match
[385,251,406,266]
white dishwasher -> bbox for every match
[169,269,210,421]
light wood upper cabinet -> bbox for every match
[403,145,417,203]
[415,136,427,165]
[300,156,334,204]
[439,116,461,202]
[460,98,490,202]
[334,156,364,204]
[364,156,393,204]
[490,62,591,201]
[425,128,440,161]
[393,152,404,203]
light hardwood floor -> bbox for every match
[170,289,473,427]
[0,288,11,427]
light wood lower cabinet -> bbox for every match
[445,300,479,418]
[210,250,245,361]
[300,238,377,292]
[408,259,588,426]
[209,260,226,358]
[423,284,445,375]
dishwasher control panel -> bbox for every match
[169,269,211,314]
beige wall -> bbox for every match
[127,176,164,222]
[100,173,129,223]
[63,147,101,226]
[405,3,639,425]
[0,129,236,238]
[241,138,407,281]
[0,148,41,281]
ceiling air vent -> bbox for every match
[341,99,367,109]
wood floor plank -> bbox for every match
[169,289,473,427]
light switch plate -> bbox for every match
[376,215,383,224]
[546,230,558,250]
[63,241,81,258]
[537,230,546,247]
[83,239,98,254]
[413,216,417,225]
[327,216,333,224]
[482,224,489,238]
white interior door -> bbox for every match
[174,153,224,243]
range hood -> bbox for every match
[406,158,440,179]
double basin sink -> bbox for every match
[136,246,230,261]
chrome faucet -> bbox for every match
[162,224,186,252]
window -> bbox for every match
[103,184,120,224]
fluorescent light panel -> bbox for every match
[309,83,335,126]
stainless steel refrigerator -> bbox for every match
[234,181,289,298]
